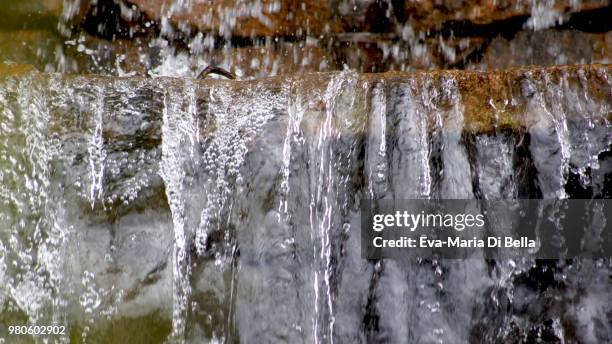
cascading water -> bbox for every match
[0,64,610,342]
[2,0,612,342]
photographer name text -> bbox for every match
[372,236,536,248]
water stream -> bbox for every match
[0,65,610,342]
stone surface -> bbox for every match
[71,34,490,77]
[18,0,607,77]
[126,0,337,38]
[119,0,612,38]
[0,0,62,17]
[402,0,611,30]
[0,0,63,29]
[478,29,612,69]
[2,62,609,133]
[0,30,142,75]
[0,30,67,72]
[197,41,335,78]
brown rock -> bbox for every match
[0,30,152,76]
[8,63,606,135]
[42,0,62,13]
[60,34,333,77]
[334,0,396,33]
[381,64,612,133]
[0,0,62,17]
[478,30,612,69]
[0,30,65,71]
[66,35,153,76]
[126,0,338,38]
[0,0,64,29]
[403,0,610,31]
[0,62,37,76]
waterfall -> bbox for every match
[0,65,611,342]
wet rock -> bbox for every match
[0,0,63,29]
[402,0,611,31]
[64,34,154,76]
[78,0,152,39]
[478,30,612,69]
[391,36,487,69]
[97,0,612,39]
[76,38,335,77]
[334,0,396,33]
[0,30,64,71]
[115,34,487,78]
[126,0,337,38]
[2,62,609,132]
[200,41,335,78]
[0,29,150,75]
[13,1,609,77]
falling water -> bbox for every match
[1,0,611,342]
[0,63,611,342]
